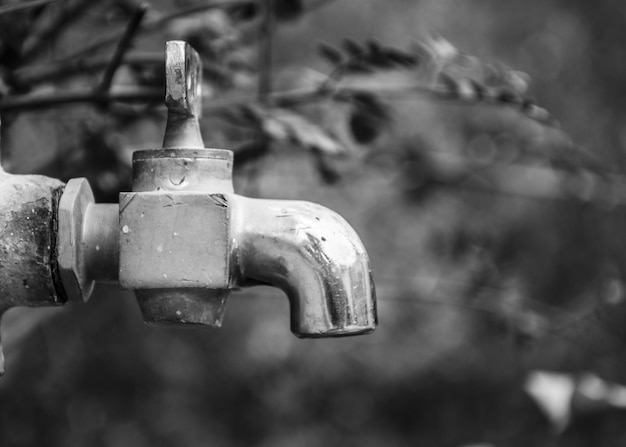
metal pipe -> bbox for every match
[83,204,119,282]
[0,171,66,309]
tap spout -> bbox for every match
[230,196,377,337]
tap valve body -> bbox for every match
[65,41,377,337]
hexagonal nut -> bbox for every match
[57,178,95,302]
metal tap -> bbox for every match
[57,41,377,337]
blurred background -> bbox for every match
[2,0,626,445]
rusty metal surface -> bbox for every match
[0,171,66,310]
[0,170,67,373]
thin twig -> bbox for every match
[53,0,254,63]
[0,80,568,129]
[0,81,566,126]
[258,0,274,103]
[0,0,56,16]
[0,86,162,111]
[97,2,148,95]
[14,52,162,85]
[198,83,482,112]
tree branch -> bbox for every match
[0,86,162,111]
[0,81,555,124]
[97,2,149,95]
[0,78,620,208]
[14,52,162,86]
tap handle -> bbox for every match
[162,41,204,148]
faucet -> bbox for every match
[0,41,376,372]
[58,41,377,338]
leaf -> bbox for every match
[524,104,552,124]
[486,62,530,94]
[383,48,418,67]
[455,78,478,101]
[365,49,396,69]
[318,42,344,66]
[342,38,365,58]
[436,72,459,96]
[496,89,523,105]
[469,79,487,99]
[365,38,383,55]
[509,70,531,94]
[313,152,342,184]
[261,114,290,141]
[348,93,391,144]
[320,38,420,75]
[287,116,344,155]
[422,34,532,104]
[261,109,346,155]
[421,34,458,64]
[344,60,375,73]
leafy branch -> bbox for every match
[317,37,556,127]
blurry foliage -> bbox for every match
[1,0,626,446]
